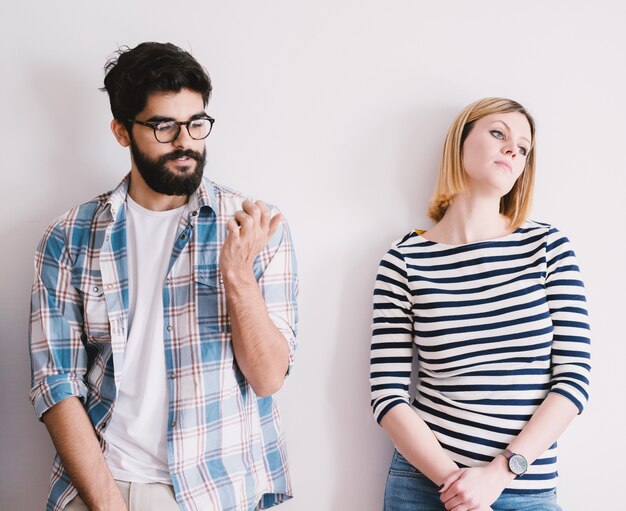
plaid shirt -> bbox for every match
[29,175,298,511]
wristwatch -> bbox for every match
[500,449,528,476]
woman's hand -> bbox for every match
[439,457,513,511]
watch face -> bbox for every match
[509,454,528,475]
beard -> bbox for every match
[130,142,206,196]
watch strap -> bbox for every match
[501,448,515,460]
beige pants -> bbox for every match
[64,480,179,511]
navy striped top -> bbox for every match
[370,220,591,492]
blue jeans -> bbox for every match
[384,450,563,511]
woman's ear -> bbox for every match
[111,119,131,147]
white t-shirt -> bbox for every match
[104,195,187,483]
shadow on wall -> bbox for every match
[0,217,57,510]
[0,57,124,510]
[323,103,451,509]
[27,56,126,215]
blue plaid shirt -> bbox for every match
[29,175,298,511]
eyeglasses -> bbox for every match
[128,115,215,143]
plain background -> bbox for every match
[2,2,625,510]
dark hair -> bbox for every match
[101,42,212,122]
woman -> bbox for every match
[370,98,590,511]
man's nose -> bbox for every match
[172,124,194,148]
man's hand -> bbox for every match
[220,199,281,283]
[439,459,512,511]
[218,198,290,397]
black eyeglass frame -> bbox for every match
[127,115,215,143]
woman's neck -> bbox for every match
[424,193,512,245]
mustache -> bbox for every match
[159,149,205,164]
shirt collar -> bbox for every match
[98,174,218,223]
[98,174,129,223]
[187,176,218,215]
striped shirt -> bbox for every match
[370,221,590,492]
[29,175,298,511]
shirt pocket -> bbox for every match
[72,273,111,341]
[194,265,230,333]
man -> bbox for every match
[29,42,298,511]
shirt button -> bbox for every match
[107,284,114,290]
[167,325,173,332]
[179,233,187,241]
[170,419,176,428]
[191,210,198,217]
[168,371,177,379]
[93,286,99,293]
[165,277,171,284]
[105,235,110,241]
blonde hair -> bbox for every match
[428,97,536,230]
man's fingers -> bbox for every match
[255,200,270,231]
[268,213,282,240]
[225,218,240,237]
[230,201,279,247]
[242,199,261,223]
[234,210,253,231]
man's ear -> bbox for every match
[111,119,131,147]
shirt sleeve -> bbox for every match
[545,227,591,414]
[29,219,89,420]
[256,209,299,372]
[370,243,414,424]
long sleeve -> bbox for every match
[29,218,89,420]
[369,222,591,493]
[256,210,299,371]
[370,243,414,424]
[545,227,591,413]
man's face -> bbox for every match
[128,88,207,196]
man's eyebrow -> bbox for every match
[144,111,207,123]
[145,115,174,123]
[490,120,531,145]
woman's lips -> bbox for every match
[495,160,512,172]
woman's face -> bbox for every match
[461,111,532,198]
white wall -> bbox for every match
[2,1,624,509]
